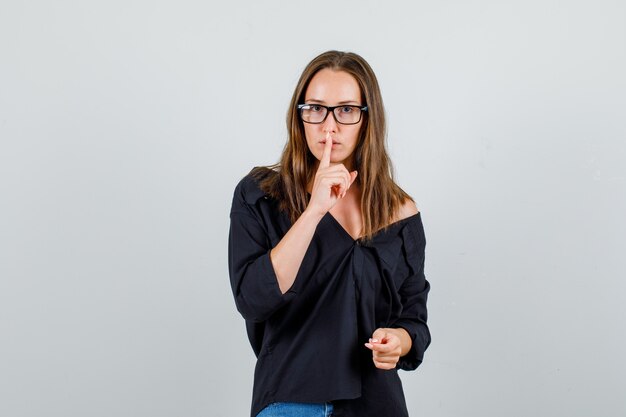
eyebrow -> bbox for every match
[304,98,361,105]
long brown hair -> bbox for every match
[252,50,412,241]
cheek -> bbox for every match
[303,126,315,144]
[346,127,361,148]
[303,125,314,141]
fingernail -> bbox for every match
[370,338,379,343]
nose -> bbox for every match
[321,110,338,134]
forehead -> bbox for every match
[304,68,361,103]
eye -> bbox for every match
[308,105,323,112]
[340,106,354,113]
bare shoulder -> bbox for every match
[396,198,419,222]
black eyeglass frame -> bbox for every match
[297,104,368,125]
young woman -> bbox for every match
[229,50,431,417]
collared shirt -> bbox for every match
[228,171,431,417]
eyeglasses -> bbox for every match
[297,104,368,125]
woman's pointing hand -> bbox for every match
[307,132,358,217]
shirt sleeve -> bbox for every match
[228,177,295,323]
[392,217,431,371]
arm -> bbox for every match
[364,261,431,370]
[269,209,324,293]
[270,134,357,294]
[391,216,431,371]
[365,203,431,370]
[229,207,288,323]
[389,268,431,370]
[229,135,358,321]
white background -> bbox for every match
[1,1,625,416]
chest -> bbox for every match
[328,196,363,240]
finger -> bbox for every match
[364,340,392,352]
[373,360,396,370]
[320,165,352,196]
[372,329,386,340]
[320,174,350,192]
[373,354,400,364]
[372,353,398,367]
[342,171,353,197]
[367,342,395,353]
[328,167,351,198]
[349,170,358,185]
[372,349,400,362]
[371,329,388,342]
[319,132,333,169]
[320,173,350,198]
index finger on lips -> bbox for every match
[319,132,332,169]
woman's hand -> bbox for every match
[306,132,358,217]
[364,328,413,370]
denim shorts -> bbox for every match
[256,402,333,417]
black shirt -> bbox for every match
[228,171,431,417]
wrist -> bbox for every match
[302,206,326,223]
